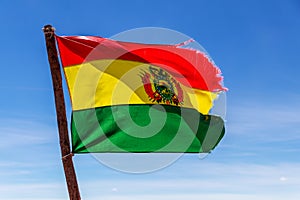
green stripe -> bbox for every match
[71,105,225,153]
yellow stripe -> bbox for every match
[64,59,217,114]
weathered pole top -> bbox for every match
[43,25,55,36]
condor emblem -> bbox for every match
[141,66,183,106]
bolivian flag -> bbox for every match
[56,35,227,153]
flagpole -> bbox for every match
[43,25,81,200]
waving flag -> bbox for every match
[56,35,226,153]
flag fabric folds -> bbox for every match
[56,35,226,153]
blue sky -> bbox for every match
[0,0,300,199]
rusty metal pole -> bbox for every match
[43,24,81,200]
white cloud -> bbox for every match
[0,117,57,148]
[75,161,300,200]
[0,183,67,200]
[280,176,287,182]
[88,193,299,200]
[0,151,299,200]
[226,100,300,141]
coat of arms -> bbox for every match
[141,66,183,106]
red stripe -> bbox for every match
[56,35,226,92]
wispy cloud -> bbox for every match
[89,193,300,200]
[227,99,300,141]
[0,182,67,200]
[0,117,57,148]
[74,161,300,200]
[0,116,62,184]
[0,161,299,199]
